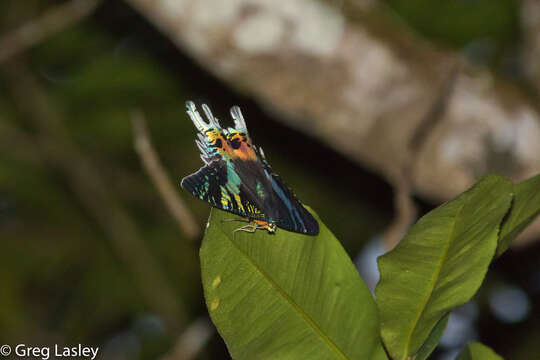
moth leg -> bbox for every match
[233,224,257,234]
[231,222,269,240]
[221,217,250,224]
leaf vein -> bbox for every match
[221,227,349,360]
[402,203,465,359]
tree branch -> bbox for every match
[131,110,200,241]
[0,0,101,64]
[381,66,458,249]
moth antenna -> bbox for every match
[186,101,210,132]
[202,103,220,128]
[230,105,247,131]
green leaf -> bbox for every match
[457,342,504,360]
[373,344,390,360]
[497,174,540,256]
[375,175,513,360]
[200,208,382,360]
[413,312,449,360]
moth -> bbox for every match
[181,101,319,235]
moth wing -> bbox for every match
[181,160,268,221]
[254,146,319,235]
[268,173,319,235]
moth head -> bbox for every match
[267,223,277,233]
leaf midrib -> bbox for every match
[402,203,465,359]
[219,225,349,360]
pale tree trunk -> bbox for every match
[125,0,540,246]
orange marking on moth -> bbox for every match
[228,133,258,160]
[206,129,233,156]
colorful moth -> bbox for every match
[181,101,319,235]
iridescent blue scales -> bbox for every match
[181,101,319,235]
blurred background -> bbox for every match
[1,0,540,359]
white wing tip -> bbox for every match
[230,105,247,130]
[186,101,221,131]
[187,101,248,133]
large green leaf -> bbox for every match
[456,342,503,360]
[375,175,512,360]
[200,208,382,360]
[497,174,540,256]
